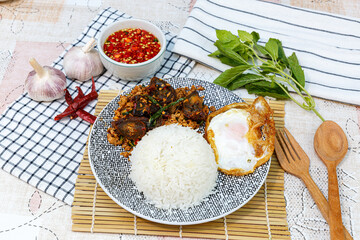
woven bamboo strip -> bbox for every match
[71,201,285,214]
[71,215,288,226]
[71,202,287,215]
[81,222,263,236]
[82,227,286,240]
[72,90,289,239]
[71,226,290,239]
[72,223,289,237]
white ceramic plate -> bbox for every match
[88,78,270,225]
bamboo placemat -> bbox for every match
[72,90,290,240]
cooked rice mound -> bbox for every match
[129,124,218,210]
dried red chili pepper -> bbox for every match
[54,77,98,123]
[76,109,97,124]
[64,89,78,119]
[64,88,73,104]
[67,86,86,120]
[63,89,96,123]
[74,86,85,100]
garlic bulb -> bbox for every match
[63,38,104,82]
[25,58,67,102]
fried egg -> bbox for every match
[205,97,275,176]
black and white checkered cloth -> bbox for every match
[0,8,195,205]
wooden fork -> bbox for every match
[274,128,353,240]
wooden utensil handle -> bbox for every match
[328,163,345,240]
[301,172,352,240]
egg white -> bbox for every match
[208,108,259,172]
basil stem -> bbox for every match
[250,47,325,122]
[149,97,186,126]
[145,95,161,106]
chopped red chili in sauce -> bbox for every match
[103,28,161,64]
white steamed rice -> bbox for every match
[129,124,218,210]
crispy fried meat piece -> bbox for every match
[112,116,149,140]
[148,77,176,106]
[131,95,159,117]
[182,91,207,122]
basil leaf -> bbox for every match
[233,43,246,53]
[260,61,280,74]
[227,73,264,90]
[251,31,260,43]
[238,30,253,43]
[233,44,246,56]
[215,30,240,49]
[245,80,290,99]
[271,39,288,67]
[208,50,221,57]
[214,41,248,65]
[254,43,269,57]
[209,50,241,66]
[213,65,252,87]
[288,53,305,89]
[216,29,238,43]
[219,56,241,67]
[265,38,279,60]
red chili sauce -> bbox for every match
[103,28,161,64]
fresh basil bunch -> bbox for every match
[210,30,324,121]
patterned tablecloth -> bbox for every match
[0,0,359,240]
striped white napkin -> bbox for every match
[173,0,360,105]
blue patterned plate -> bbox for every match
[88,78,270,225]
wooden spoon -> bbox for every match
[314,120,348,240]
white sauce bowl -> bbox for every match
[97,19,166,81]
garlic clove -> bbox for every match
[25,58,67,102]
[63,38,104,82]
